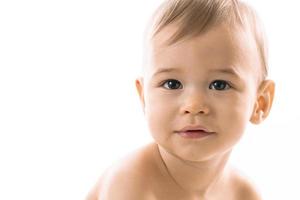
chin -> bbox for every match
[169,148,213,162]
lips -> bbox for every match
[177,125,212,133]
[175,125,215,139]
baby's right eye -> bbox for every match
[161,79,182,90]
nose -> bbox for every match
[180,90,210,115]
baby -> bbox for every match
[87,0,275,199]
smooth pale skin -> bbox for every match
[87,23,275,200]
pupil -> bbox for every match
[214,81,225,89]
[168,80,179,89]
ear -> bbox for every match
[135,77,145,114]
[250,80,275,124]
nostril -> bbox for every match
[184,109,207,115]
[182,98,210,115]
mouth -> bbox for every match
[175,125,215,139]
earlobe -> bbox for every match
[250,80,275,124]
[135,77,145,114]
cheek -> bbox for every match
[215,93,254,132]
[144,91,177,136]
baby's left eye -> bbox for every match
[209,80,231,90]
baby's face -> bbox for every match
[137,23,262,161]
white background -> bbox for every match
[0,0,299,199]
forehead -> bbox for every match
[146,23,261,79]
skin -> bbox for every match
[87,23,275,200]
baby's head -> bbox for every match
[136,0,275,161]
[142,0,268,81]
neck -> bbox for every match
[157,144,231,198]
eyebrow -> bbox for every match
[152,67,242,78]
[152,67,181,77]
[209,67,242,78]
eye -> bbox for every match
[161,79,182,90]
[209,80,231,90]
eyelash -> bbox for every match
[160,79,232,91]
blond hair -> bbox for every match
[143,0,268,80]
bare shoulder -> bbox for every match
[230,168,263,200]
[86,143,159,200]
